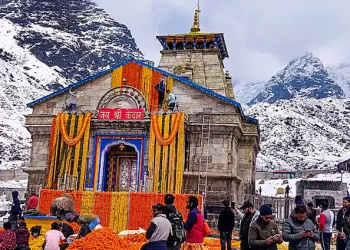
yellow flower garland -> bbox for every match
[81,191,94,214]
[151,112,183,146]
[111,67,123,88]
[109,192,129,232]
[58,113,91,146]
[148,113,185,193]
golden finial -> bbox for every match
[190,0,201,33]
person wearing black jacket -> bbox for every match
[234,201,259,250]
[336,197,350,250]
[218,200,235,250]
[9,191,22,230]
[306,202,317,225]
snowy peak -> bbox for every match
[245,98,350,171]
[249,52,345,104]
[326,62,350,98]
[0,0,153,169]
[0,0,151,82]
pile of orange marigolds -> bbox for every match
[66,227,235,250]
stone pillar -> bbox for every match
[24,126,51,192]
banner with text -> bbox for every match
[98,108,145,121]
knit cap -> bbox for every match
[260,204,273,216]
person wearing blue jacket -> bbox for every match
[9,191,22,230]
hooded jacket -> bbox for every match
[15,225,30,246]
[282,216,319,250]
[10,191,22,216]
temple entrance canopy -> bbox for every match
[104,144,137,192]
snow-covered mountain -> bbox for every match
[233,79,266,104]
[248,53,345,105]
[245,98,350,171]
[327,63,350,98]
[0,0,150,169]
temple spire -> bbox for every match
[190,0,201,34]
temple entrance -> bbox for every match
[104,144,137,192]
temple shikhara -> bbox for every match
[24,5,260,205]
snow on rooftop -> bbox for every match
[256,172,350,198]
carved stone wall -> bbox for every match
[158,50,228,97]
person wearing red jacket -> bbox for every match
[15,221,30,250]
[182,196,205,250]
[26,192,38,210]
[319,202,335,250]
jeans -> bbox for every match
[320,232,332,250]
[8,215,18,231]
[220,231,232,250]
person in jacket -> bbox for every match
[234,201,260,250]
[306,203,317,225]
[155,79,166,110]
[248,204,282,250]
[43,222,66,250]
[145,203,172,250]
[15,221,30,250]
[182,196,205,250]
[218,200,235,250]
[282,205,319,250]
[319,202,334,250]
[9,191,22,230]
[336,197,350,250]
[0,222,16,250]
[290,196,313,222]
[164,194,184,250]
[285,185,291,197]
[26,192,38,210]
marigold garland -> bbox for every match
[46,113,91,190]
[151,112,183,146]
[109,192,129,232]
[93,192,112,227]
[39,190,202,232]
[111,66,123,88]
[58,113,91,146]
[148,113,185,193]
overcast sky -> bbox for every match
[95,0,350,83]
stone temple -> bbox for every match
[24,6,260,205]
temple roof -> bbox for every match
[27,58,257,124]
[156,3,229,60]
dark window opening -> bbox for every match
[196,41,204,49]
[176,42,184,50]
[207,41,215,48]
[167,42,174,50]
[186,42,194,49]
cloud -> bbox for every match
[95,0,350,83]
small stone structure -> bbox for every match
[296,180,347,208]
[0,169,28,182]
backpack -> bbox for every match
[167,210,186,245]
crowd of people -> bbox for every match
[215,196,350,250]
[6,189,350,250]
[143,194,210,250]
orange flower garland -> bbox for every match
[93,192,112,227]
[38,190,65,214]
[151,112,184,146]
[121,61,143,90]
[58,113,91,146]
